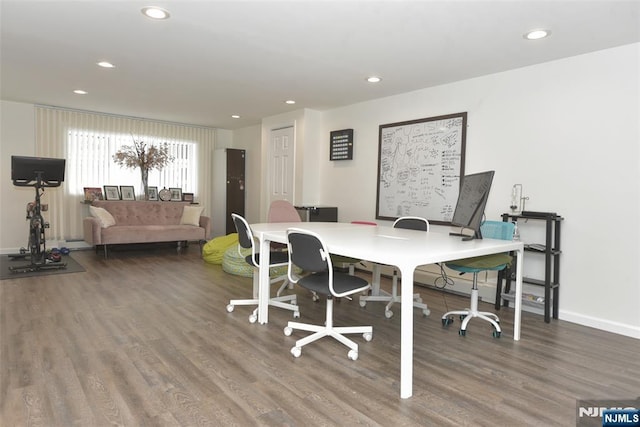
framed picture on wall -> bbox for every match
[182,192,194,203]
[103,185,120,201]
[83,187,103,202]
[170,187,182,201]
[148,186,158,201]
[120,185,135,201]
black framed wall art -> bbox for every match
[330,129,354,160]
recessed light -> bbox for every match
[73,89,88,95]
[97,61,115,68]
[285,100,296,105]
[231,115,240,119]
[141,7,170,20]
[524,29,550,40]
[366,76,382,83]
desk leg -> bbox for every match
[514,248,523,341]
[371,264,382,295]
[399,265,414,399]
[257,238,271,324]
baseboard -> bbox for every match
[559,310,640,339]
[0,240,92,255]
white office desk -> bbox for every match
[250,222,524,399]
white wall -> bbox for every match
[309,43,638,338]
[0,101,37,251]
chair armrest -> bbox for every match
[83,217,102,245]
[199,216,212,240]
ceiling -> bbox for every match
[1,1,639,130]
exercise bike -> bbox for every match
[8,156,67,274]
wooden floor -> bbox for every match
[1,246,638,426]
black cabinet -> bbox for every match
[498,211,563,323]
[295,206,338,222]
[212,149,246,236]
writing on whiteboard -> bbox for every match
[376,112,467,224]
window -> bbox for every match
[35,106,215,242]
[67,129,198,198]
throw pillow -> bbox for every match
[180,205,204,226]
[89,206,116,228]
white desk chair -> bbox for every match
[359,216,431,318]
[283,228,373,360]
[225,213,299,323]
[267,199,301,296]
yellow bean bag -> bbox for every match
[222,245,293,278]
[202,233,239,265]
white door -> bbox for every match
[269,126,295,206]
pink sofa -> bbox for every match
[83,200,211,258]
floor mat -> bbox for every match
[0,254,85,280]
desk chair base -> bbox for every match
[359,275,430,318]
[227,277,299,323]
[283,298,372,360]
[275,279,294,297]
[441,288,502,338]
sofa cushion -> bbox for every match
[101,225,205,245]
[180,205,204,226]
[89,206,116,228]
[92,200,191,226]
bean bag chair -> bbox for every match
[202,233,239,265]
[222,245,294,278]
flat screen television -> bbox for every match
[450,170,495,240]
[11,155,66,187]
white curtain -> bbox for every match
[35,106,216,242]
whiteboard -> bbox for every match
[376,112,467,224]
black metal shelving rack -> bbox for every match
[497,211,563,323]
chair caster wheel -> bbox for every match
[248,314,257,323]
[384,310,393,319]
[363,332,373,342]
[291,347,301,358]
[283,326,293,336]
[459,314,466,321]
[492,330,501,338]
[348,350,358,361]
[226,304,234,313]
[459,329,467,336]
[422,308,431,317]
[293,311,300,319]
[359,299,367,308]
[312,293,319,302]
[442,316,454,327]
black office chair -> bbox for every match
[225,213,300,323]
[442,220,514,337]
[359,216,431,318]
[283,228,373,360]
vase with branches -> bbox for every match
[112,136,174,200]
